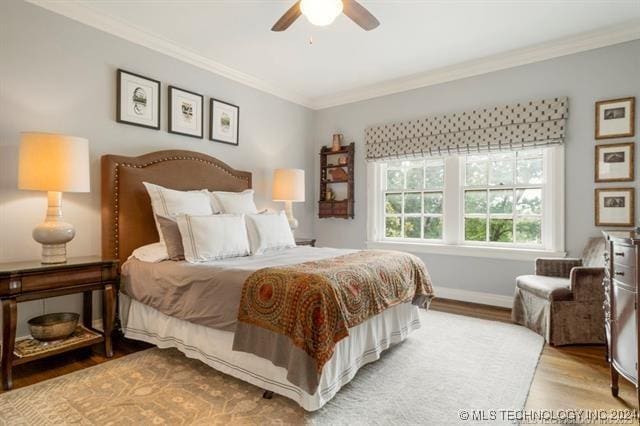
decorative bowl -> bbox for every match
[28,312,79,342]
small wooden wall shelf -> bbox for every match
[319,142,354,219]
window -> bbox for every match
[383,159,445,240]
[369,147,564,258]
[463,150,543,246]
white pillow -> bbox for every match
[245,210,296,255]
[143,182,213,242]
[129,242,169,263]
[211,190,258,214]
[176,214,250,263]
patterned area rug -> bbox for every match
[0,310,543,425]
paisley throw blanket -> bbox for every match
[232,250,434,394]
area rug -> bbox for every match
[0,310,543,425]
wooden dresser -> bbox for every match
[603,231,640,406]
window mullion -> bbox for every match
[485,189,490,243]
[512,188,517,244]
[401,192,405,238]
[421,188,425,239]
[443,156,460,245]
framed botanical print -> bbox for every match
[595,97,635,139]
[595,188,635,227]
[168,86,203,138]
[209,99,239,145]
[117,69,161,130]
[595,142,635,182]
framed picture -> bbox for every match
[209,99,239,145]
[116,69,161,130]
[595,142,635,182]
[595,188,635,227]
[595,97,635,139]
[168,86,203,138]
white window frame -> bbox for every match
[366,146,565,261]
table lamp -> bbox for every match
[18,132,90,264]
[272,168,305,231]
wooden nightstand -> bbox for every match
[0,256,118,390]
[295,238,316,247]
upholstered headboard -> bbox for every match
[101,150,252,267]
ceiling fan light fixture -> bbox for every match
[300,0,343,26]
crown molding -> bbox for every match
[25,1,640,111]
[311,19,640,110]
[25,0,315,109]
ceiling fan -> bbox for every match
[271,0,380,32]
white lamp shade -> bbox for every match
[272,169,305,202]
[18,132,90,192]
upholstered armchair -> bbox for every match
[512,238,605,346]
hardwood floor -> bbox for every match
[2,337,151,392]
[2,298,637,415]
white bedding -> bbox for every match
[121,245,424,410]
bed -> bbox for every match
[101,150,433,411]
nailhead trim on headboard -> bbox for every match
[109,155,250,258]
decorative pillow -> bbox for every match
[245,210,296,255]
[211,190,258,214]
[143,182,213,242]
[176,214,250,263]
[156,215,185,260]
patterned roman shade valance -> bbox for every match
[365,97,568,161]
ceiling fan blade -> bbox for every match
[342,0,380,31]
[271,1,302,31]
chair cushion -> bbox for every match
[516,275,573,301]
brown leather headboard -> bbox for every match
[101,150,252,267]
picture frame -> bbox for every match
[209,98,239,146]
[595,187,635,227]
[595,142,635,183]
[595,97,635,140]
[116,69,161,130]
[168,86,204,139]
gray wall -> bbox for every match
[2,0,639,338]
[0,0,314,337]
[313,40,640,297]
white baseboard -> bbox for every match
[433,286,513,308]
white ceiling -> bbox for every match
[32,0,640,108]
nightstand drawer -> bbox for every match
[20,266,103,293]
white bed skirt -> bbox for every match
[120,294,421,411]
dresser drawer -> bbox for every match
[613,243,636,269]
[612,283,638,381]
[20,266,103,293]
[612,262,635,288]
